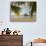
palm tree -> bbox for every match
[11,4,21,16]
[29,2,36,17]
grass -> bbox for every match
[10,15,36,22]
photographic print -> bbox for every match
[10,1,36,22]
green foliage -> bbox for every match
[31,2,36,12]
[29,2,36,16]
[11,5,21,14]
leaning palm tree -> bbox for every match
[11,4,21,16]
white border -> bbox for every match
[10,0,36,2]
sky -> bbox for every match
[20,2,31,15]
[0,0,46,46]
[20,5,31,15]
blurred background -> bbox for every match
[10,1,36,22]
[0,0,46,46]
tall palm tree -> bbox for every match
[29,2,36,17]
